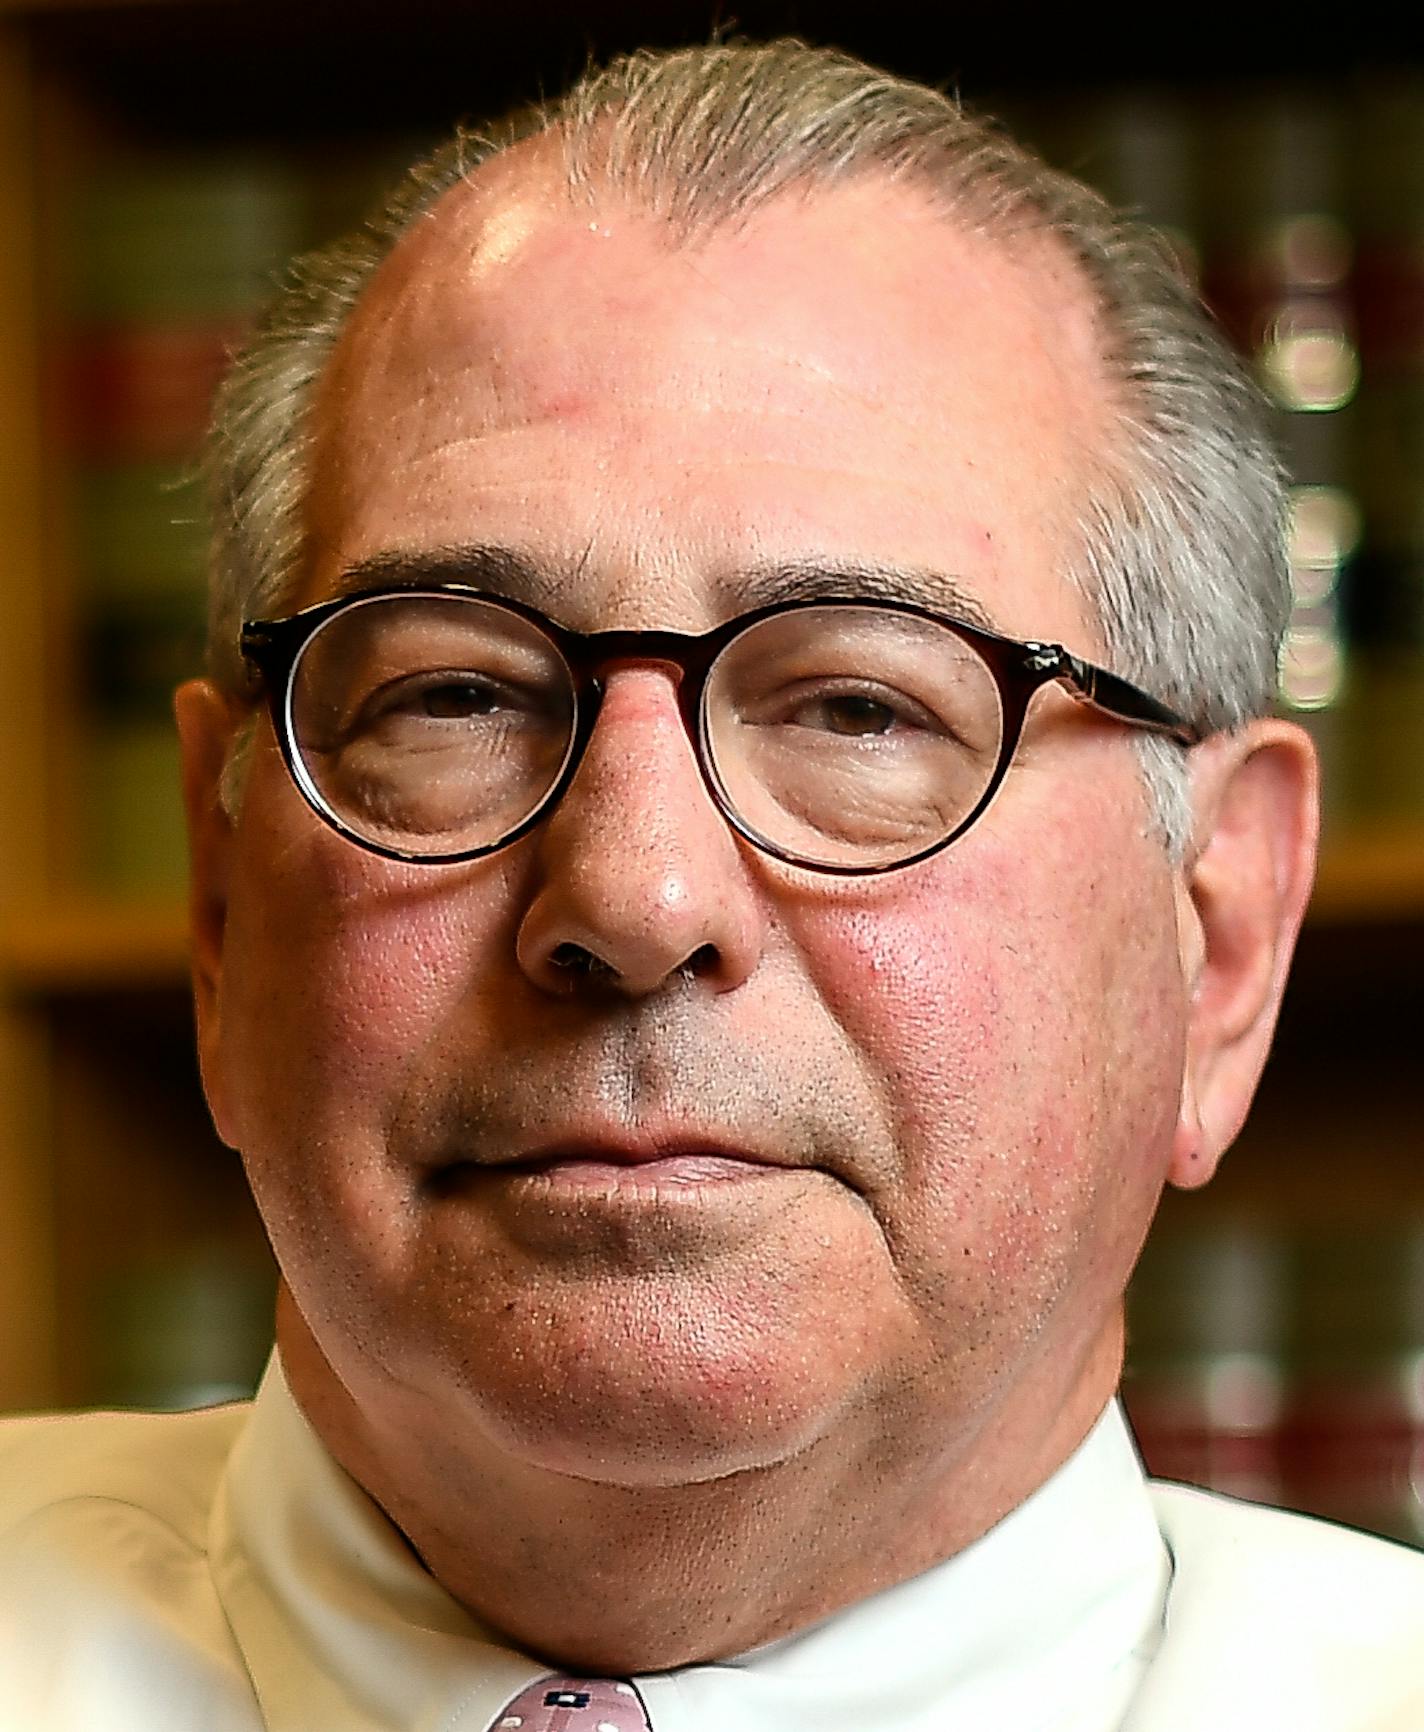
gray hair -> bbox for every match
[204,39,1289,855]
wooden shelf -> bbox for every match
[0,898,188,993]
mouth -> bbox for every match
[424,1138,790,1199]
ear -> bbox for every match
[174,678,243,1147]
[1169,718,1319,1190]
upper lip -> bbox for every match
[500,1135,787,1172]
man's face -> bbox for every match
[193,146,1191,1498]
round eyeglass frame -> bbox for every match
[238,584,1201,877]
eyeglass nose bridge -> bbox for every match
[535,629,732,847]
[556,621,727,703]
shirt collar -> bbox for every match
[212,1356,1170,1732]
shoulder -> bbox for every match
[1135,1480,1424,1732]
[0,1400,248,1546]
[1150,1477,1424,1611]
[0,1404,255,1728]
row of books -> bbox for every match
[55,144,415,892]
[1124,1220,1424,1547]
[1025,80,1424,826]
[56,78,1424,892]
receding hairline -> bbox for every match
[310,117,1129,573]
[358,113,1118,365]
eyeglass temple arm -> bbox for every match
[239,620,297,697]
[1025,643,1201,747]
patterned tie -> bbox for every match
[486,1675,654,1732]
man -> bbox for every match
[2,37,1421,1732]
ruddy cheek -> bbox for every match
[222,810,479,1153]
[792,859,1110,1194]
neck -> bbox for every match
[278,1297,1124,1673]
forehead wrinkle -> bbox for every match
[369,372,929,461]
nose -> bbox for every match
[515,667,766,998]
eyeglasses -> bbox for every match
[239,585,1200,876]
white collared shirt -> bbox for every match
[1,1356,1421,1731]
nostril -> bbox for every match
[549,942,615,978]
[544,938,724,991]
[680,943,720,981]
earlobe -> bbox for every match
[1167,719,1319,1191]
[174,678,242,1146]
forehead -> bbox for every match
[306,134,1116,644]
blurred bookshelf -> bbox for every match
[0,2,1419,1547]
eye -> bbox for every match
[355,670,543,731]
[776,680,945,740]
[407,678,506,720]
[795,693,900,736]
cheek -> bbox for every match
[783,817,1188,1302]
[215,776,519,1168]
[215,832,537,1330]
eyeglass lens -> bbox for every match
[286,594,1007,869]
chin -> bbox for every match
[285,1248,898,1494]
[436,1349,845,1490]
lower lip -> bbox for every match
[436,1153,780,1197]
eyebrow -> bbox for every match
[723,559,1000,635]
[330,546,1001,635]
[329,546,566,609]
